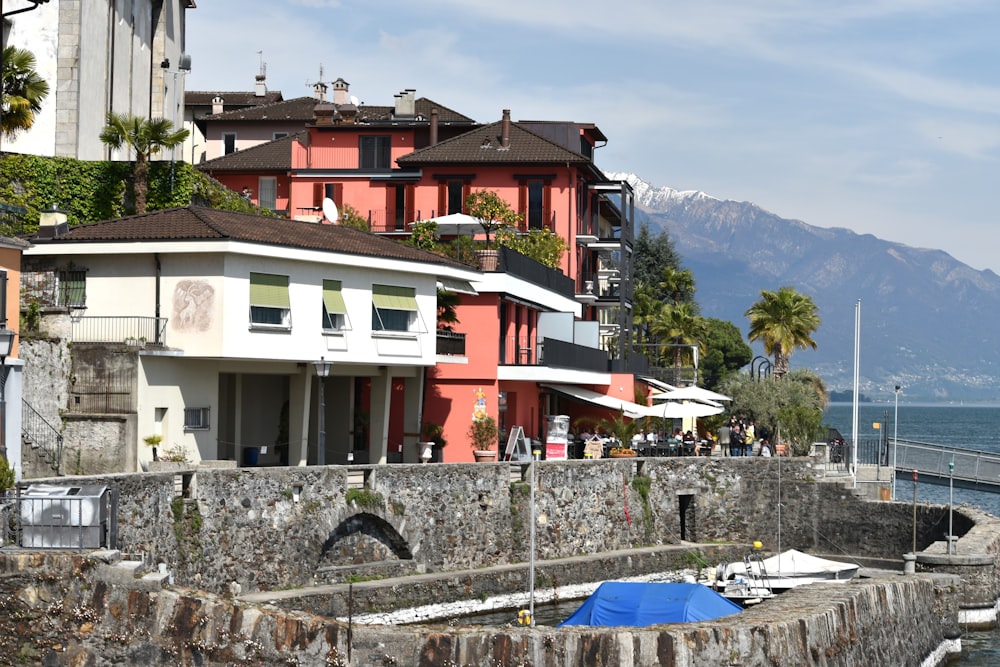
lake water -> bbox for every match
[825,403,1000,665]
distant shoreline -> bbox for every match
[826,402,1000,408]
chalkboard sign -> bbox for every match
[503,426,532,462]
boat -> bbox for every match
[557,581,742,627]
[714,549,859,605]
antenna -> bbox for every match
[350,95,360,106]
[322,197,339,224]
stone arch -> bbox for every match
[319,512,413,566]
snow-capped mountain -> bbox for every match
[606,173,1000,402]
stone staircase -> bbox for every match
[21,399,63,475]
[90,549,172,591]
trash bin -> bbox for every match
[20,483,110,549]
[242,446,260,466]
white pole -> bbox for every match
[892,385,900,501]
[851,300,861,488]
[948,458,954,555]
[528,448,537,626]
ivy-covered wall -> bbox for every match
[0,152,266,232]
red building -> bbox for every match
[196,83,648,462]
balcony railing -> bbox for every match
[436,330,466,356]
[71,316,168,347]
[540,337,609,373]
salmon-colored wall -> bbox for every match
[0,247,22,357]
[210,173,291,214]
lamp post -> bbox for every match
[312,357,331,466]
[948,458,955,555]
[892,385,901,501]
[0,326,16,464]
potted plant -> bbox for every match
[465,190,522,271]
[468,415,499,462]
[143,434,163,461]
[419,421,446,463]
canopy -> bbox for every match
[540,383,649,419]
[654,386,733,402]
[412,213,484,236]
[637,400,724,419]
[558,582,742,627]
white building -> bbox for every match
[21,207,479,470]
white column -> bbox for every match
[290,368,311,466]
[369,368,392,464]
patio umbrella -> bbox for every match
[654,386,733,403]
[412,213,485,236]
[638,401,724,419]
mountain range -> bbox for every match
[605,173,1000,403]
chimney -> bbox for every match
[38,205,68,239]
[313,103,337,126]
[501,109,511,149]
[313,82,327,101]
[332,77,350,105]
[394,89,416,117]
[211,95,224,114]
[430,108,439,146]
[254,73,266,97]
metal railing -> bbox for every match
[71,316,168,347]
[2,483,118,551]
[435,330,466,356]
[892,439,1000,492]
[21,400,63,475]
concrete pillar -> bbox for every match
[369,368,392,464]
[289,368,311,466]
[903,553,916,575]
[401,373,423,463]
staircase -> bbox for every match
[21,400,63,475]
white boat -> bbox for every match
[714,549,859,605]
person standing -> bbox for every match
[718,422,731,457]
[744,420,756,456]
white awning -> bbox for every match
[541,383,648,419]
[437,277,478,295]
[638,376,677,393]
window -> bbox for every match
[258,177,277,211]
[223,133,237,155]
[527,180,544,229]
[447,181,464,214]
[372,284,418,332]
[273,132,288,140]
[58,269,87,307]
[322,279,349,332]
[249,272,291,328]
[517,177,552,230]
[184,407,210,430]
[359,135,391,169]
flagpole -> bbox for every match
[851,299,861,488]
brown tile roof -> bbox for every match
[196,132,303,172]
[200,96,321,122]
[356,98,475,124]
[396,121,592,166]
[186,91,284,107]
[31,206,473,270]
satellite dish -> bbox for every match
[350,95,360,106]
[322,197,339,223]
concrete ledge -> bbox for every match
[918,552,995,566]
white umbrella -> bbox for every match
[412,213,484,236]
[655,386,732,403]
[638,401,724,419]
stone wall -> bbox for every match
[0,550,961,667]
[43,458,977,598]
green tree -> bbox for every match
[465,190,522,248]
[659,266,696,306]
[99,112,189,214]
[496,226,566,269]
[1,45,50,139]
[720,368,827,454]
[744,286,820,378]
[632,223,682,289]
[337,203,369,231]
[436,288,460,331]
[700,318,753,391]
[649,301,705,384]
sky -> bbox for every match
[186,1,1000,273]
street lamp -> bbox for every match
[312,357,331,466]
[0,326,17,463]
[892,385,901,501]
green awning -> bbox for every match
[250,273,290,308]
[372,284,417,311]
[323,279,347,314]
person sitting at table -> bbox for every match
[682,430,697,456]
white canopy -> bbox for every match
[541,383,649,419]
[654,386,732,403]
[412,213,484,236]
[637,401,724,419]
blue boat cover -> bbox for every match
[558,582,742,627]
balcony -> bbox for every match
[498,247,575,298]
[71,316,169,348]
[501,336,610,373]
[436,330,466,356]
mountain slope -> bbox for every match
[606,172,1000,401]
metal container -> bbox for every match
[19,483,110,549]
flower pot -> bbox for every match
[609,451,637,458]
[475,249,500,272]
[473,450,497,463]
[418,441,434,463]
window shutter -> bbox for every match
[437,182,446,217]
[250,273,290,307]
[543,184,552,229]
[323,280,347,314]
[372,284,417,311]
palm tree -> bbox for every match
[744,286,821,378]
[658,267,696,305]
[99,113,189,214]
[649,301,705,385]
[1,45,50,139]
